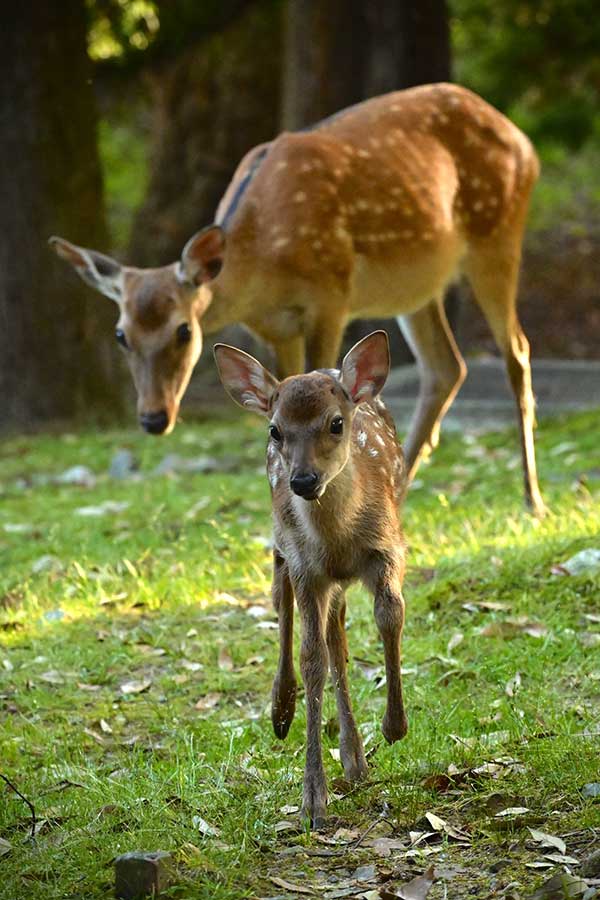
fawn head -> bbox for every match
[49,227,226,434]
[214,331,390,500]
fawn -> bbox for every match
[214,330,407,827]
[50,82,544,514]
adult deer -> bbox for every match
[50,83,544,514]
[214,330,407,827]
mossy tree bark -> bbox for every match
[0,0,123,430]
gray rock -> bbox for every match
[114,851,173,899]
[110,450,138,480]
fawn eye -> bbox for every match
[115,328,129,349]
[269,424,282,443]
[330,416,344,435]
[176,322,192,345]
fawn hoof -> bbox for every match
[382,711,408,744]
[302,773,327,830]
[271,677,296,740]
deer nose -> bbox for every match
[140,410,169,435]
[290,471,320,498]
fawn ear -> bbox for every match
[179,225,225,286]
[49,236,123,303]
[213,344,279,416]
[341,330,390,404]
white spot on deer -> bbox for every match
[422,231,433,241]
[368,448,379,458]
[473,200,484,212]
[357,430,367,448]
[273,237,290,250]
[293,191,307,203]
[471,176,481,188]
[275,160,288,170]
[489,196,499,207]
[300,162,314,173]
[356,199,369,211]
[379,466,387,477]
[391,186,403,196]
[369,137,381,149]
[312,239,323,250]
[356,149,371,159]
[390,104,400,112]
[449,95,461,107]
[438,113,449,124]
[376,434,385,447]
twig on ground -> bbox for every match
[0,773,36,841]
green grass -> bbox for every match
[1,410,599,898]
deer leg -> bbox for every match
[296,579,331,828]
[367,556,408,744]
[398,297,467,479]
[326,588,368,782]
[273,334,306,378]
[271,550,297,739]
[464,242,546,516]
[306,310,348,370]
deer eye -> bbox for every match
[330,416,344,435]
[176,322,192,345]
[115,328,129,349]
[269,424,282,443]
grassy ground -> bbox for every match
[0,408,599,899]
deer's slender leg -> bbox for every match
[366,554,408,744]
[295,579,331,828]
[273,335,306,378]
[271,550,297,739]
[326,588,368,782]
[306,310,348,370]
[464,233,545,517]
[398,297,467,480]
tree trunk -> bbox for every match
[128,2,282,267]
[0,0,123,430]
[282,0,458,364]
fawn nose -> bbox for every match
[140,410,169,435]
[290,471,320,498]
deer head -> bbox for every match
[214,331,391,500]
[49,227,225,434]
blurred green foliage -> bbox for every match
[451,0,600,149]
[98,117,148,249]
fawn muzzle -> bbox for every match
[290,471,321,500]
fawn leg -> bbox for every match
[296,579,330,828]
[369,557,408,743]
[327,588,368,782]
[271,550,297,739]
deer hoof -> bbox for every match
[271,677,296,739]
[382,711,408,744]
[302,773,327,830]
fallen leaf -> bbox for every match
[77,682,102,692]
[32,555,62,575]
[39,670,65,685]
[530,872,588,899]
[495,806,530,817]
[194,692,222,711]
[56,465,96,487]
[543,854,580,865]
[557,548,600,577]
[119,679,152,695]
[83,727,106,745]
[273,819,300,833]
[75,500,129,517]
[424,812,470,842]
[192,815,218,836]
[380,865,436,900]
[352,863,377,882]
[99,718,113,734]
[371,836,407,857]
[529,828,567,855]
[579,632,600,648]
[0,838,11,857]
[462,600,511,613]
[480,618,548,639]
[246,605,268,618]
[218,647,234,671]
[180,660,203,672]
[582,782,600,798]
[270,876,315,895]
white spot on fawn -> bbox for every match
[293,191,307,203]
[368,448,379,458]
[357,430,367,448]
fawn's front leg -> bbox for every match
[271,550,297,739]
[327,589,368,782]
[296,579,331,828]
[369,555,408,744]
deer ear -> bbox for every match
[340,330,390,404]
[179,225,225,286]
[213,344,278,417]
[49,236,123,303]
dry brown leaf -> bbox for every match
[505,672,522,697]
[380,865,436,900]
[270,876,315,895]
[194,692,222,711]
[447,632,464,654]
[370,836,407,857]
[218,646,234,671]
[99,718,113,734]
[495,806,530,817]
[530,872,588,899]
[119,679,152,695]
[77,682,102,692]
[192,815,218,836]
[480,618,547,639]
